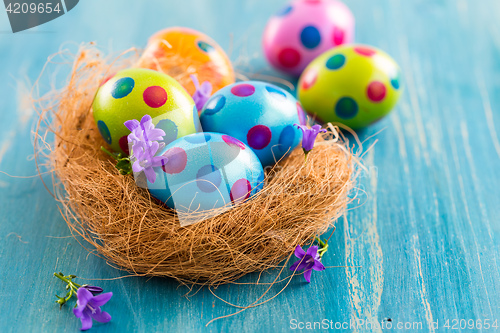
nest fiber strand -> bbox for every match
[37,46,355,286]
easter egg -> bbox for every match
[93,68,201,154]
[297,44,403,129]
[146,132,264,225]
[199,81,306,168]
[262,0,354,77]
[136,27,235,95]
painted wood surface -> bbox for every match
[1,0,499,332]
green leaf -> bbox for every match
[116,159,132,175]
[116,152,128,159]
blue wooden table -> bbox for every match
[1,0,499,332]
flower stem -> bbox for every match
[101,146,117,160]
[54,272,82,307]
[53,272,81,287]
[314,236,326,247]
[315,236,329,258]
[303,149,309,165]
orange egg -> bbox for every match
[136,27,235,96]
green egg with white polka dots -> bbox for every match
[92,68,201,154]
[298,45,403,129]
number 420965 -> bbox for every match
[6,2,62,14]
[444,319,498,330]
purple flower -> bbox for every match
[294,124,327,153]
[82,285,103,295]
[124,115,168,184]
[73,288,112,331]
[191,74,212,112]
[125,114,166,146]
[290,245,326,283]
[131,140,168,184]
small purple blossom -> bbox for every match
[290,245,326,283]
[294,124,327,153]
[124,115,168,184]
[131,140,168,184]
[73,288,112,331]
[191,74,212,112]
[125,114,165,146]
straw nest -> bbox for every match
[35,45,356,286]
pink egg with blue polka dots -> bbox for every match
[263,0,355,77]
[145,132,264,225]
[199,81,307,168]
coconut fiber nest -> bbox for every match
[36,46,356,286]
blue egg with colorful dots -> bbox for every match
[144,132,264,225]
[199,81,306,167]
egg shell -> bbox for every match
[92,68,201,154]
[199,81,306,168]
[263,0,354,77]
[136,27,235,95]
[145,132,264,225]
[298,44,403,129]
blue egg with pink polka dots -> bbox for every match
[143,132,264,226]
[199,81,305,167]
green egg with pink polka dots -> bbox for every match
[298,44,403,129]
[92,68,201,154]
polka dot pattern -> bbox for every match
[93,67,198,155]
[222,135,246,150]
[204,95,226,115]
[297,46,401,129]
[198,81,303,167]
[391,72,401,90]
[97,120,112,144]
[367,81,387,102]
[161,147,187,174]
[262,0,354,76]
[111,77,134,99]
[119,136,129,154]
[354,46,376,57]
[247,125,272,150]
[143,86,168,108]
[278,48,301,68]
[326,54,345,70]
[197,41,214,53]
[265,85,287,101]
[145,132,264,213]
[184,133,212,144]
[231,84,255,97]
[297,102,307,125]
[335,97,358,119]
[278,125,296,153]
[196,164,221,193]
[230,179,251,204]
[301,67,318,90]
[156,119,178,146]
[300,25,321,49]
[332,26,345,45]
